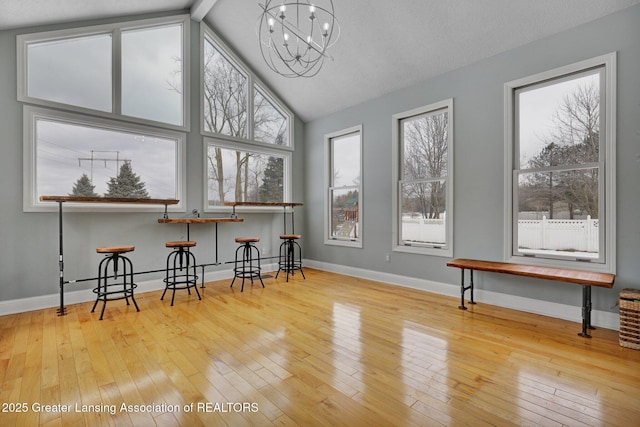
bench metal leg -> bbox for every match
[578,285,595,338]
[458,269,477,310]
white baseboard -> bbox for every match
[304,259,621,331]
[0,260,620,331]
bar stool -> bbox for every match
[231,237,264,292]
[91,245,139,320]
[276,234,305,282]
[162,240,200,306]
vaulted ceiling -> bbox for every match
[2,0,639,121]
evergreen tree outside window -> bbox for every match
[259,156,284,202]
[105,162,149,198]
[70,174,98,197]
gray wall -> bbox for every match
[0,12,306,302]
[303,5,640,314]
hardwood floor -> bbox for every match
[1,268,639,426]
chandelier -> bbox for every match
[257,1,340,78]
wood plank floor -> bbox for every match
[1,268,639,426]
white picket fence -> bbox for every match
[401,215,598,252]
[402,218,446,244]
[518,216,598,252]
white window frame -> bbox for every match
[504,52,616,273]
[23,106,186,212]
[17,14,191,132]
[200,24,294,151]
[202,137,292,214]
[392,99,454,257]
[324,125,363,248]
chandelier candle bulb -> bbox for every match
[257,0,340,77]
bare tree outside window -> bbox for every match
[520,82,599,219]
[402,111,448,220]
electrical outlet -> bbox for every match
[385,253,391,262]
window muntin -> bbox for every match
[18,15,189,130]
[205,140,290,207]
[505,53,615,272]
[394,99,453,256]
[26,34,112,111]
[325,127,362,247]
[121,23,184,126]
[24,107,185,211]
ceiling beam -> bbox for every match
[191,0,219,22]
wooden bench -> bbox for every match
[446,258,615,338]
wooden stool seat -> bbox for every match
[235,237,260,244]
[96,245,135,254]
[165,240,197,248]
[279,234,301,240]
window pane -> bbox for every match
[330,188,359,240]
[400,181,446,245]
[402,110,448,180]
[517,169,599,258]
[254,88,289,146]
[27,34,112,111]
[203,39,247,138]
[36,118,178,199]
[206,145,285,205]
[332,133,361,188]
[518,72,600,169]
[122,24,183,125]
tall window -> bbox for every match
[505,53,616,272]
[325,126,362,247]
[201,26,294,211]
[18,15,189,129]
[392,99,454,257]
